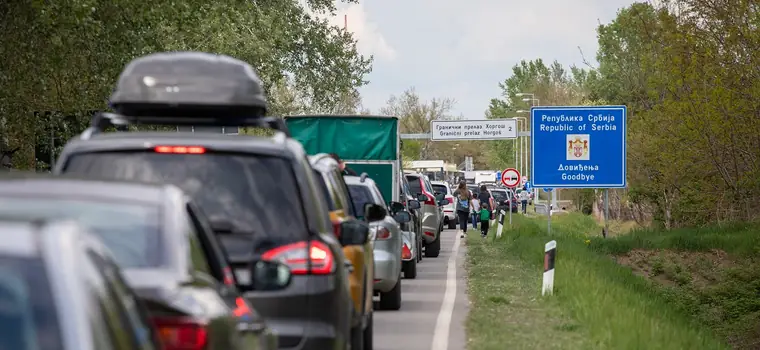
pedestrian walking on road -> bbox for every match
[470,196,480,229]
[478,185,494,220]
[518,189,529,214]
[454,182,474,238]
[479,201,490,238]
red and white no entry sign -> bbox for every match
[501,168,521,188]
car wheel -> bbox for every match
[379,278,402,310]
[425,234,441,258]
[448,218,457,230]
[363,311,373,350]
[403,258,417,279]
[350,319,364,350]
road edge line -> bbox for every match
[430,232,462,350]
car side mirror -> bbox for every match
[416,194,428,202]
[364,203,387,222]
[250,260,292,291]
[389,201,405,213]
[339,219,369,246]
[407,200,421,210]
[393,210,412,224]
[434,193,445,201]
[437,199,449,206]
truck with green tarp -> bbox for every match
[283,115,399,205]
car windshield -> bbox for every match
[432,184,448,196]
[63,152,308,259]
[0,255,63,350]
[347,184,374,218]
[0,197,162,268]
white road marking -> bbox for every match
[430,232,462,350]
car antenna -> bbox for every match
[360,172,368,183]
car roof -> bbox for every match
[344,175,376,187]
[0,220,45,257]
[0,172,175,204]
[430,181,448,185]
[61,131,297,159]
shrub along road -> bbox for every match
[465,213,743,350]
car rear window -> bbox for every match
[0,198,161,268]
[63,152,308,256]
[432,184,448,195]
[491,191,508,201]
[347,184,374,218]
[405,175,422,195]
[0,255,63,350]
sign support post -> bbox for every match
[603,189,609,238]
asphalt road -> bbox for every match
[373,229,468,350]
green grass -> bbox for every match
[465,213,730,350]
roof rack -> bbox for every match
[80,112,291,140]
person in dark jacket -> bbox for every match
[477,185,494,220]
[329,153,358,176]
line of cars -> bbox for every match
[0,52,439,350]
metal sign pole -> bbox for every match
[603,189,609,238]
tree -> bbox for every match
[0,0,372,169]
[379,88,481,165]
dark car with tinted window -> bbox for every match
[0,219,162,350]
[53,51,359,350]
[0,174,285,350]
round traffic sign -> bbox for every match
[501,168,521,188]
[543,188,553,192]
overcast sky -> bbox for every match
[323,0,635,119]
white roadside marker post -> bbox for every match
[542,240,557,296]
[496,209,505,238]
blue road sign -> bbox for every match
[531,106,626,188]
[495,171,502,181]
[543,188,553,192]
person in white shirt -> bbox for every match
[470,196,480,229]
[518,189,530,214]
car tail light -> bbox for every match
[261,241,335,275]
[446,195,454,205]
[419,179,436,206]
[154,146,206,154]
[232,297,253,318]
[222,266,235,286]
[332,221,342,237]
[374,227,391,240]
[152,316,208,350]
[424,231,435,238]
[401,243,412,260]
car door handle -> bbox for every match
[237,322,265,333]
[344,261,354,273]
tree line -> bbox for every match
[484,0,760,229]
[0,0,372,170]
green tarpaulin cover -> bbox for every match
[284,115,398,160]
[346,163,394,204]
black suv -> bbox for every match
[54,52,362,350]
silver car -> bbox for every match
[431,180,457,230]
[404,171,448,258]
[345,175,410,311]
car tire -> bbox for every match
[363,312,373,350]
[425,235,441,258]
[403,258,417,279]
[379,278,402,310]
[350,319,364,350]
[448,218,457,230]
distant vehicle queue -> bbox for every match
[0,51,487,350]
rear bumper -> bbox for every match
[373,249,400,292]
[443,210,456,222]
[265,318,345,350]
[242,274,352,350]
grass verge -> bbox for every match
[465,213,730,350]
